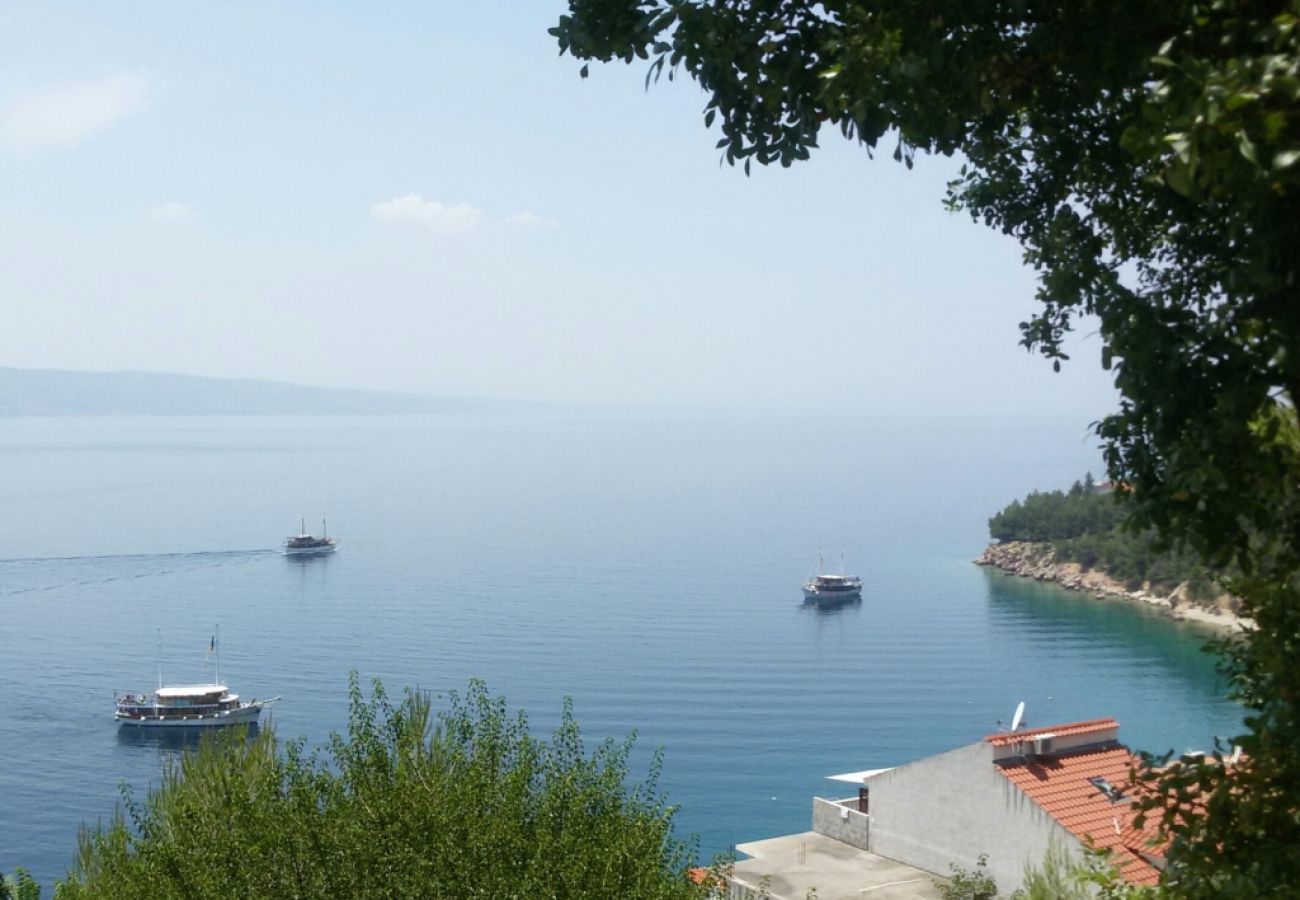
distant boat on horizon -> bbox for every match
[803,553,862,603]
[284,516,338,555]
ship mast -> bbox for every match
[156,628,163,692]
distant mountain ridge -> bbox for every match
[0,367,506,416]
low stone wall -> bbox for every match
[811,796,870,850]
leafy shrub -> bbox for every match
[56,676,704,899]
[936,854,997,900]
[1,870,41,900]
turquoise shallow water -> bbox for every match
[0,413,1240,887]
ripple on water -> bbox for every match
[0,414,1241,889]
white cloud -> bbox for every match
[503,211,557,228]
[147,201,197,223]
[2,73,150,154]
[371,194,484,236]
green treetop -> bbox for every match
[56,676,706,899]
[989,478,1217,597]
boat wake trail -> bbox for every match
[0,549,278,597]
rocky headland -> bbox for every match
[976,541,1252,632]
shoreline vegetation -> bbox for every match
[977,476,1252,633]
[975,540,1250,633]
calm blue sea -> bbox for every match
[0,413,1240,888]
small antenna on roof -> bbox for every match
[1010,701,1026,732]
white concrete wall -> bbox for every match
[811,796,870,849]
[864,741,1082,893]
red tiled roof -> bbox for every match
[998,745,1164,886]
[984,717,1119,747]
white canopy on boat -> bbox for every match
[826,767,895,784]
[156,684,228,698]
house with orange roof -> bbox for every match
[791,717,1165,894]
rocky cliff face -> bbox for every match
[975,541,1251,631]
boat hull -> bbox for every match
[802,587,862,602]
[283,544,337,556]
[116,704,265,728]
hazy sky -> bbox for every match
[1,1,1118,416]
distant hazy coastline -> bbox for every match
[976,541,1251,633]
[0,367,526,416]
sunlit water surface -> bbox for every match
[0,413,1240,887]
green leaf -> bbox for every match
[1238,132,1260,165]
[1272,149,1300,171]
[1165,162,1195,196]
[1225,91,1260,111]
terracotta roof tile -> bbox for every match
[984,717,1119,747]
[998,745,1164,886]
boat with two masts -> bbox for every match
[114,685,273,728]
[284,516,338,555]
[115,629,278,728]
[802,554,863,603]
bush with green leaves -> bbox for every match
[1,870,41,900]
[937,843,1160,899]
[1011,842,1161,900]
[935,854,997,900]
[55,676,706,899]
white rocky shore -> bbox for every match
[975,541,1253,633]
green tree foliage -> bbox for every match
[989,478,1213,594]
[1010,840,1090,900]
[932,844,1161,900]
[56,676,704,899]
[0,870,41,900]
[1056,531,1216,598]
[551,3,1300,894]
[1011,842,1159,900]
[989,476,1123,544]
[935,854,997,900]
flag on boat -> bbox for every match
[208,636,215,654]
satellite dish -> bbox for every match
[1010,701,1026,732]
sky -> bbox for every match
[0,1,1119,417]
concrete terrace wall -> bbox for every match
[865,741,1082,892]
[726,882,765,900]
[811,796,870,850]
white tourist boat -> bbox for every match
[284,515,338,555]
[802,554,863,602]
[115,630,278,728]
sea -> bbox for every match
[0,412,1241,888]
